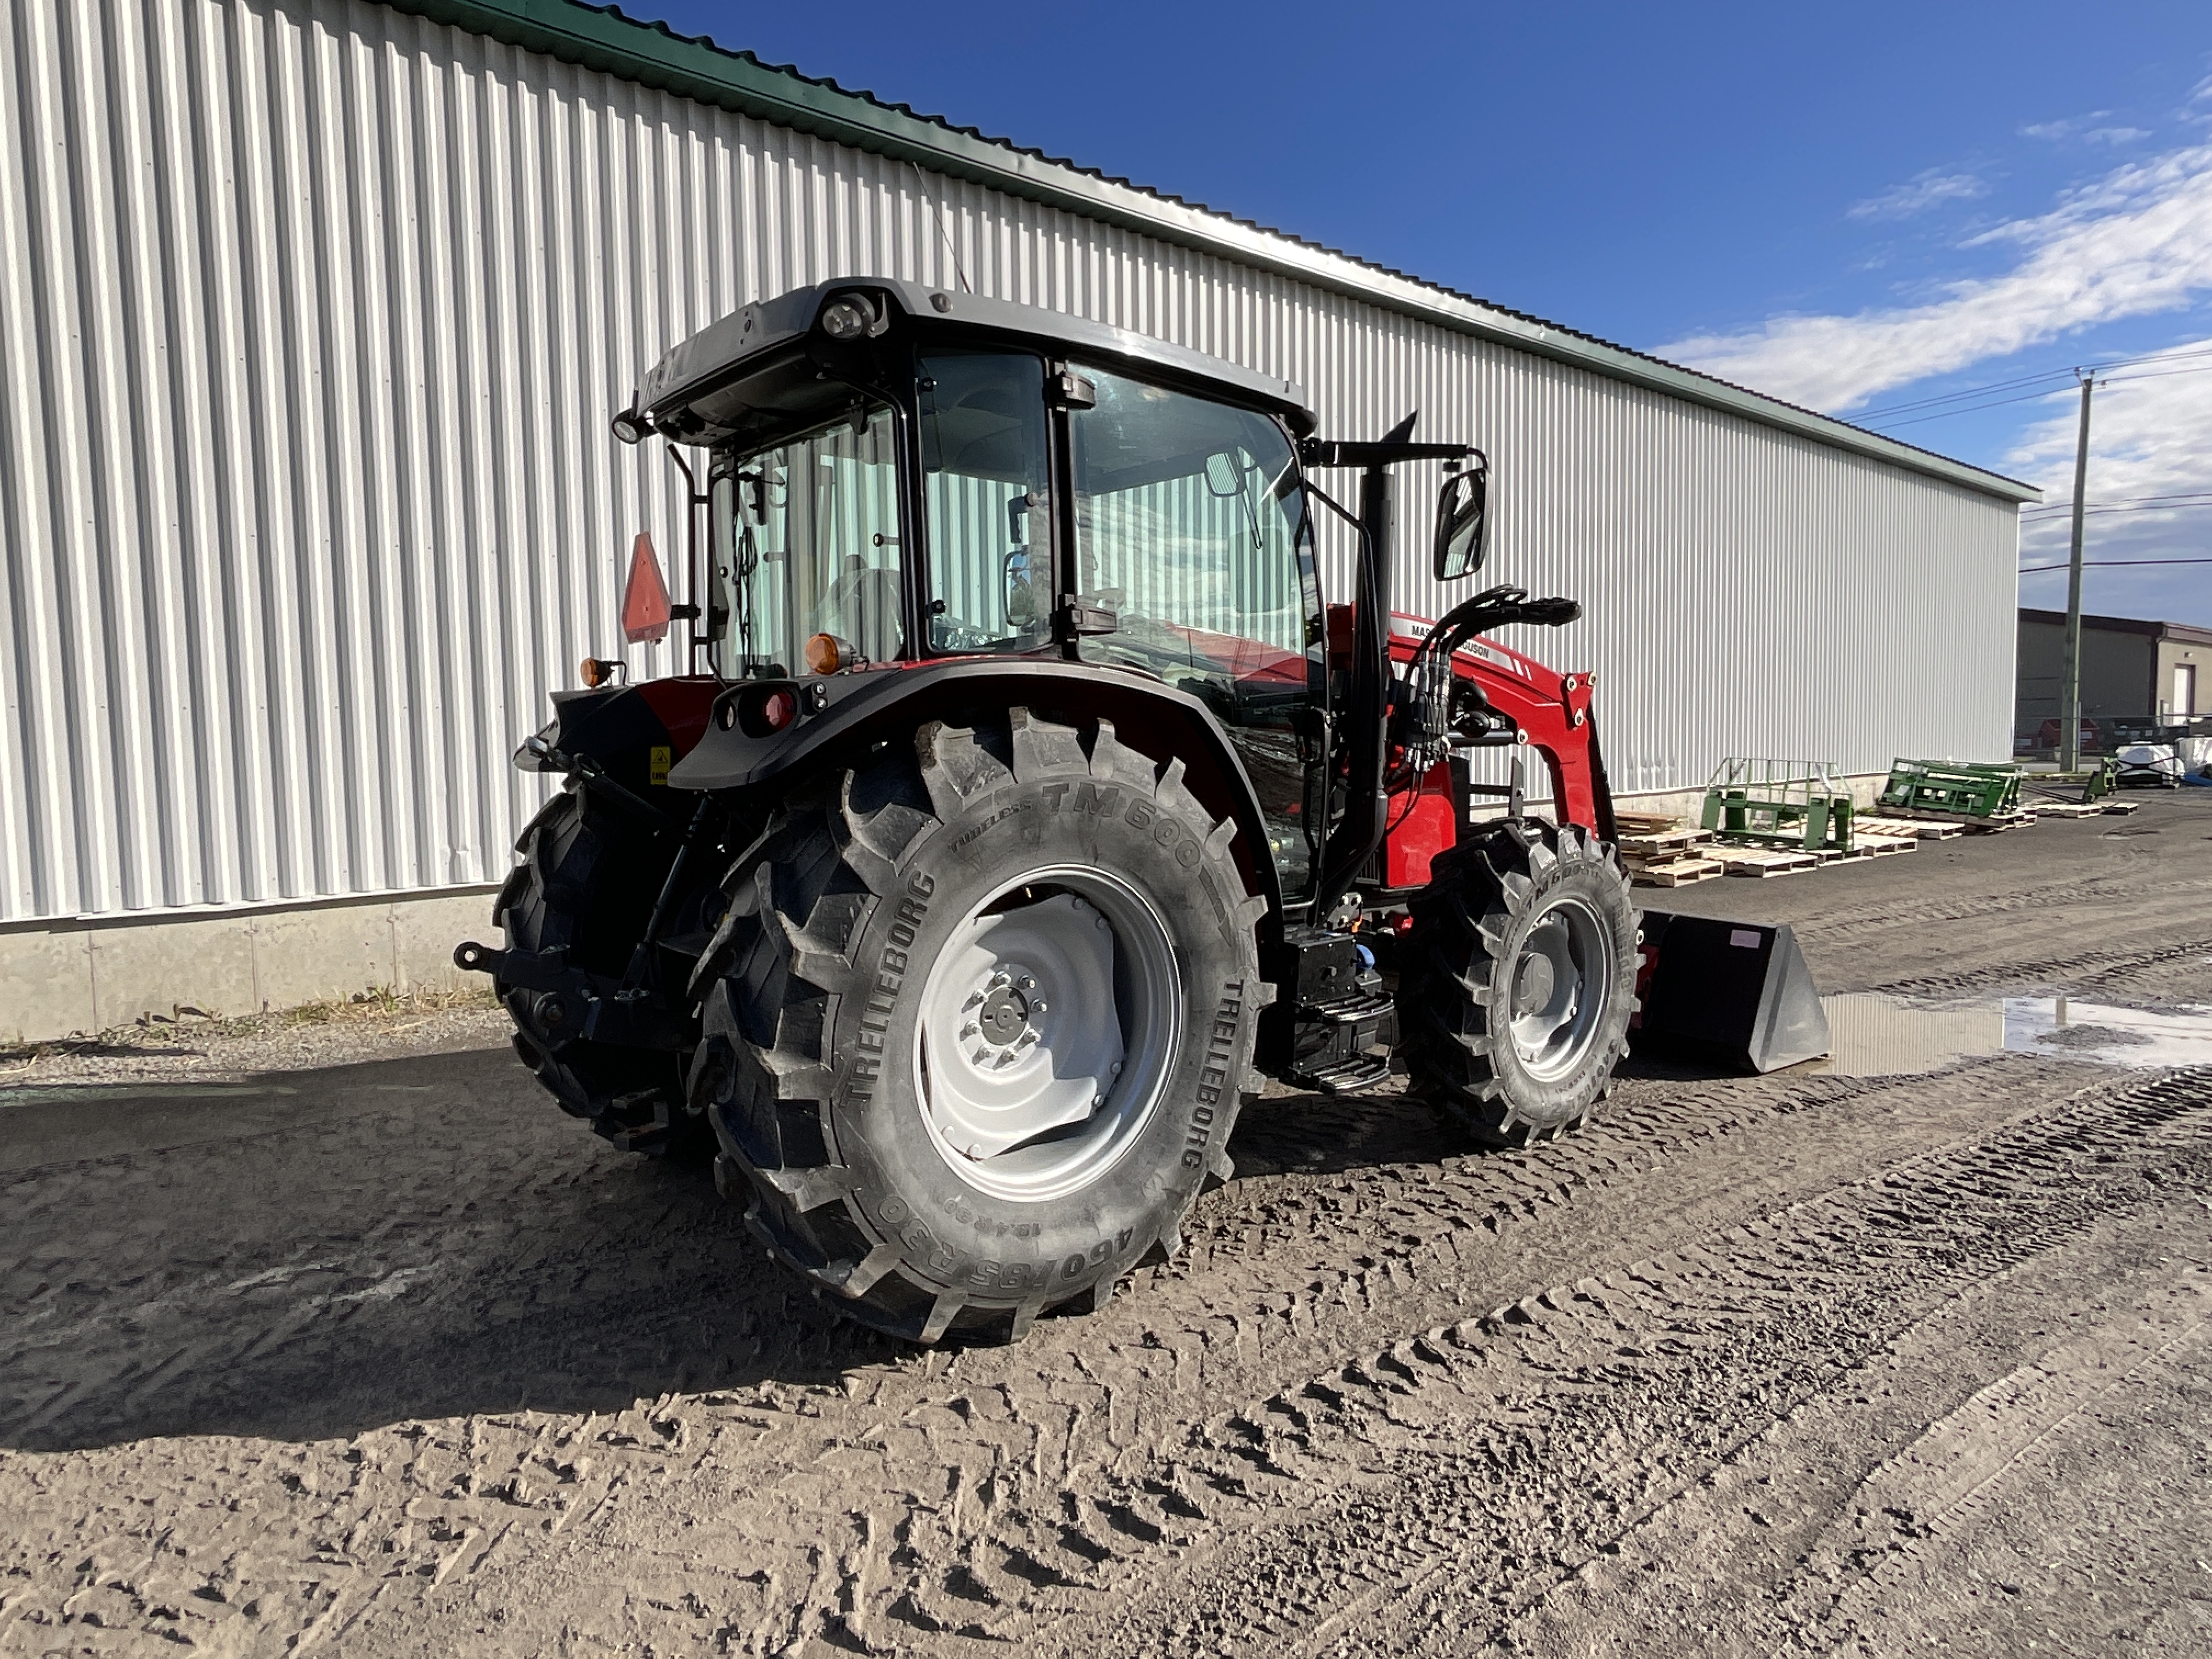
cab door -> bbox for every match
[1057,364,1326,900]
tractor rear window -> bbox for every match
[708,399,902,678]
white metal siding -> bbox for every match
[0,0,2018,924]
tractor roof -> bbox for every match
[633,278,1317,442]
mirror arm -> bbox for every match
[1300,437,1471,469]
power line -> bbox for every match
[1861,386,2084,430]
[1846,342,2212,425]
[2024,491,2212,514]
[1864,359,2212,430]
[2021,499,2212,520]
[2018,556,2212,573]
[1848,368,2076,422]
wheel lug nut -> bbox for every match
[1032,1000,1048,1014]
[1018,975,1036,991]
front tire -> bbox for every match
[689,709,1271,1344]
[1398,821,1638,1145]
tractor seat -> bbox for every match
[826,559,905,663]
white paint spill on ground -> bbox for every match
[1816,993,2212,1076]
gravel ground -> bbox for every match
[2,791,2208,1657]
[0,988,507,1091]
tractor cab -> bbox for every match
[620,280,1330,900]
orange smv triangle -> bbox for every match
[621,531,671,643]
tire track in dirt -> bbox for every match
[0,1065,2032,1654]
[1808,869,2212,945]
[7,804,2212,1655]
[1780,1312,2212,1650]
[918,1067,2212,1657]
[1870,936,2212,1001]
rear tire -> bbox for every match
[1398,821,1638,1146]
[688,709,1271,1344]
[495,783,706,1155]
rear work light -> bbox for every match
[578,657,624,689]
[725,684,800,738]
[819,293,884,340]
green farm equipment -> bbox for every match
[1701,758,1856,853]
[1877,758,2022,820]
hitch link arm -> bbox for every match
[452,939,690,1050]
[522,735,679,834]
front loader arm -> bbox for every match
[1436,634,1606,834]
[1341,606,1615,895]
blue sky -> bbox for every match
[644,1,2212,627]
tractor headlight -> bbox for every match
[819,295,878,341]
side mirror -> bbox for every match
[1203,451,1244,498]
[1432,464,1491,582]
[1004,549,1037,629]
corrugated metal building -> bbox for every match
[0,0,2033,1039]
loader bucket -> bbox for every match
[1628,910,1829,1074]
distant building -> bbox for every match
[2017,607,2211,729]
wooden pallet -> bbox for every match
[2022,799,2107,819]
[1854,814,1962,840]
[1629,854,1725,888]
[1717,845,1819,877]
[2100,799,2142,816]
[1880,804,2035,832]
[1613,811,1693,837]
[1846,832,1917,858]
[1618,828,1712,859]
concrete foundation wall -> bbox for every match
[1,887,498,1044]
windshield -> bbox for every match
[708,396,902,678]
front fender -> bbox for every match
[671,660,1284,921]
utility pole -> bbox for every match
[2058,371,2096,773]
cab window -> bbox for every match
[919,351,1054,654]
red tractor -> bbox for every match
[459,280,1650,1344]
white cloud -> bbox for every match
[1657,144,2212,411]
[1846,171,1986,221]
[2008,348,2212,626]
[2085,126,2152,146]
[2023,112,2112,140]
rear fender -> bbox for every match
[669,660,1283,921]
[514,676,720,802]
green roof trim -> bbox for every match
[390,0,2039,505]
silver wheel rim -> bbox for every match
[1506,894,1615,1083]
[914,865,1181,1202]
